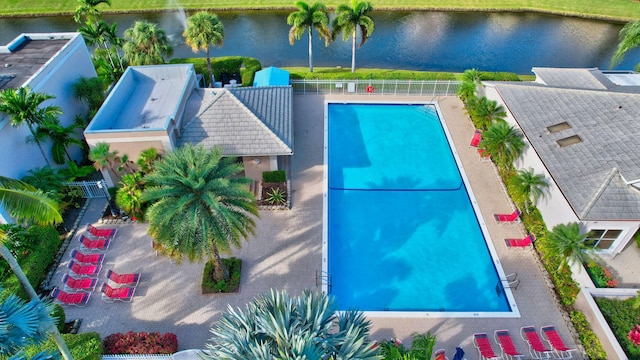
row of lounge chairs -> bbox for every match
[492,209,536,248]
[473,327,577,360]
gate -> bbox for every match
[64,180,110,199]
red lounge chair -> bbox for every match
[494,330,525,359]
[494,209,521,224]
[473,333,501,360]
[106,270,141,286]
[70,249,104,265]
[50,287,91,306]
[469,129,482,147]
[101,283,135,302]
[505,234,535,249]
[62,274,98,291]
[86,223,117,239]
[79,234,110,252]
[540,326,577,359]
[68,259,102,278]
[434,349,448,360]
[478,149,491,162]
[520,326,552,359]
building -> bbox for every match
[486,67,640,256]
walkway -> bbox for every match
[55,95,582,358]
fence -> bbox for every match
[64,180,110,199]
[291,79,462,96]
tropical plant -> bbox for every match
[71,77,106,115]
[117,154,136,175]
[462,68,482,84]
[93,50,125,85]
[116,172,145,220]
[142,144,258,282]
[0,87,62,167]
[136,147,160,174]
[479,120,524,169]
[378,332,437,360]
[21,166,65,196]
[28,117,84,165]
[508,168,549,214]
[456,80,477,103]
[58,161,95,181]
[183,11,224,86]
[265,187,286,205]
[611,21,640,71]
[287,1,332,73]
[123,21,173,66]
[204,289,380,360]
[546,222,591,271]
[73,0,111,24]
[332,0,375,73]
[467,96,506,130]
[89,142,119,179]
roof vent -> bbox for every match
[546,121,571,134]
[4,63,11,68]
[556,135,582,148]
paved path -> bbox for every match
[55,94,582,358]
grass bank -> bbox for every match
[283,67,536,81]
[1,0,638,21]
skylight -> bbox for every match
[556,135,582,148]
[546,121,571,134]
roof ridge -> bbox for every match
[181,89,224,129]
[580,167,619,218]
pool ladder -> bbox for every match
[316,270,332,293]
[496,273,520,296]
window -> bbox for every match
[546,121,571,133]
[584,229,622,250]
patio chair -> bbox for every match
[472,333,501,360]
[78,234,110,252]
[70,249,104,265]
[478,149,491,162]
[50,287,91,306]
[100,283,135,302]
[494,330,525,359]
[469,129,482,147]
[86,223,117,239]
[67,259,102,278]
[106,270,141,287]
[520,326,552,359]
[434,349,448,360]
[62,273,98,291]
[504,234,535,249]
[540,326,577,359]
[494,209,521,224]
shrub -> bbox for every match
[265,187,286,205]
[262,170,286,183]
[169,56,262,87]
[103,331,178,354]
[595,297,640,359]
[570,311,607,360]
[585,260,618,288]
[202,257,241,293]
[0,332,104,360]
[51,303,66,333]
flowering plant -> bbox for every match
[629,325,640,346]
[585,261,618,288]
[103,331,178,354]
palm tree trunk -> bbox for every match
[101,40,117,71]
[212,245,230,281]
[0,245,74,360]
[206,47,214,87]
[308,27,314,73]
[351,30,357,73]
[27,123,51,167]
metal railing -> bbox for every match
[291,79,462,96]
[63,180,109,199]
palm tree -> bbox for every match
[457,80,477,103]
[509,168,549,214]
[547,222,591,270]
[0,87,62,167]
[73,0,111,24]
[332,0,375,73]
[89,142,120,185]
[0,176,72,359]
[136,147,160,174]
[142,144,258,281]
[204,289,380,359]
[93,51,125,85]
[479,120,524,169]
[287,1,332,73]
[28,117,85,165]
[183,11,224,86]
[469,96,506,130]
[116,172,144,220]
[611,21,640,71]
[71,77,106,114]
[123,21,173,66]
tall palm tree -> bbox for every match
[142,144,258,281]
[547,222,591,270]
[509,168,549,214]
[611,21,640,71]
[183,11,224,86]
[28,117,85,165]
[205,289,380,360]
[123,21,173,66]
[0,87,62,167]
[332,0,375,73]
[73,0,111,24]
[479,120,524,169]
[287,1,332,73]
[0,176,72,359]
[79,21,119,73]
[71,77,106,115]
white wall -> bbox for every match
[581,220,640,257]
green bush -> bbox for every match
[243,57,262,85]
[262,170,286,183]
[0,332,103,360]
[595,297,640,359]
[169,56,262,87]
[202,257,241,293]
[285,67,527,81]
[570,311,607,360]
[51,303,66,333]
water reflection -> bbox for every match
[0,10,638,73]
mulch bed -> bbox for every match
[259,181,287,206]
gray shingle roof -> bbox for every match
[178,87,292,156]
[494,79,640,221]
[532,67,614,90]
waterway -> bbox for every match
[0,10,638,74]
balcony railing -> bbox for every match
[291,79,461,96]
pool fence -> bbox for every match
[291,79,462,96]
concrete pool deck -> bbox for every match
[56,94,582,358]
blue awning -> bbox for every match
[253,66,290,87]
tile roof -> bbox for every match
[178,87,292,156]
[494,76,640,220]
[532,67,614,90]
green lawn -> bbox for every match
[1,0,639,21]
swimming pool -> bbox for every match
[323,102,518,317]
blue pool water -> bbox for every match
[327,103,510,312]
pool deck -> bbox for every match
[57,94,583,358]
